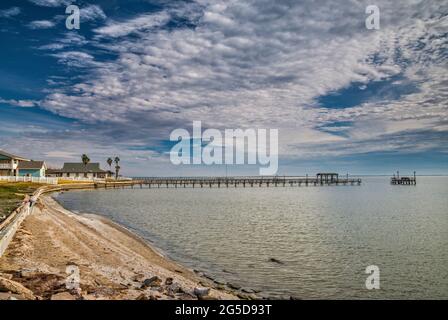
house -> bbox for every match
[17,161,47,178]
[47,163,111,179]
[45,169,61,177]
[0,150,29,176]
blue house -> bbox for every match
[17,161,47,177]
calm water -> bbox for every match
[53,177,448,299]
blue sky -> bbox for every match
[0,0,447,176]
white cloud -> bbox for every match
[38,43,65,50]
[50,51,99,68]
[94,11,170,38]
[28,20,56,29]
[38,33,88,50]
[45,151,77,159]
[28,0,70,7]
[80,5,106,22]
[0,98,39,107]
[0,7,21,18]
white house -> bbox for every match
[0,150,29,176]
[46,163,111,179]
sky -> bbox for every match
[0,0,447,176]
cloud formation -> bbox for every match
[3,0,448,174]
[94,12,170,38]
[28,0,70,7]
[28,20,56,29]
[80,4,106,22]
[0,98,39,107]
[0,7,21,18]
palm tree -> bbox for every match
[81,154,90,167]
[114,156,120,180]
[81,154,90,179]
[107,157,113,168]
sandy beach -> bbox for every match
[0,194,238,300]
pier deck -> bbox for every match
[390,177,416,185]
[97,176,362,189]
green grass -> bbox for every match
[0,182,42,222]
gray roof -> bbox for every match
[0,150,29,161]
[60,163,106,173]
[18,161,46,169]
[46,168,61,174]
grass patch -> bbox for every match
[0,182,42,222]
[57,180,93,185]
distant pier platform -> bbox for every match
[390,171,417,185]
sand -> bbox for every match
[0,195,238,300]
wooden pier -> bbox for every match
[390,171,417,185]
[98,174,362,189]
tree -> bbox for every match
[81,154,90,179]
[81,154,90,167]
[81,154,90,166]
[114,156,120,180]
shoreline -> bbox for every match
[51,190,171,261]
[0,193,242,300]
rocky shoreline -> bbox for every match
[0,195,245,300]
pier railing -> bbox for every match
[128,176,362,188]
[390,177,416,185]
